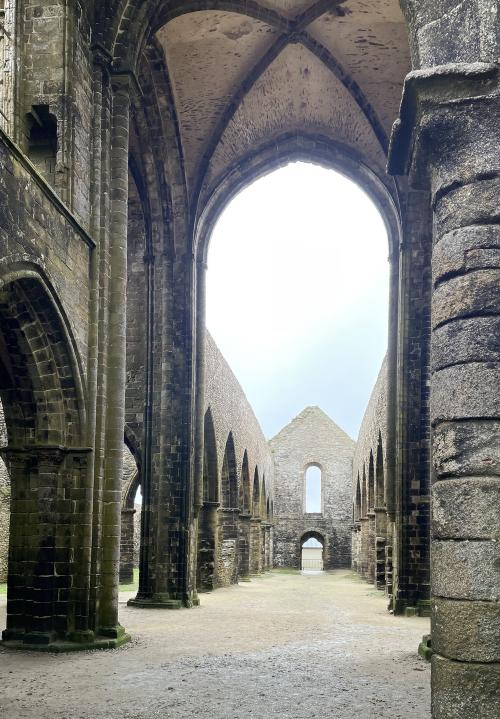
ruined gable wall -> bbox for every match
[270,407,355,569]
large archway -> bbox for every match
[0,275,87,645]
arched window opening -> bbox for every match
[301,534,324,572]
[203,409,218,504]
[361,466,367,517]
[252,467,260,517]
[305,465,322,514]
[375,433,385,507]
[239,450,251,513]
[221,432,237,509]
[260,477,267,518]
[27,105,58,186]
[354,474,361,522]
[368,451,375,511]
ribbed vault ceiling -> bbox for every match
[155,0,409,201]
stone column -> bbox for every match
[260,523,267,571]
[374,508,387,590]
[2,446,92,647]
[238,512,252,581]
[263,523,271,570]
[119,508,136,584]
[359,516,369,579]
[98,74,131,644]
[367,510,376,582]
[390,61,500,718]
[197,501,219,592]
[250,517,263,575]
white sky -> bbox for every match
[206,162,389,442]
[305,465,322,513]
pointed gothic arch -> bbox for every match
[0,274,87,644]
[221,432,238,509]
[203,408,218,503]
[375,433,385,508]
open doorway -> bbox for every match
[301,533,325,572]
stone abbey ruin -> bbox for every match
[0,1,499,717]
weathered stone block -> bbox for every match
[431,364,500,423]
[432,540,500,601]
[432,597,500,662]
[432,225,500,286]
[433,420,500,478]
[417,1,480,68]
[432,317,500,371]
[433,477,500,539]
[432,270,500,328]
[432,654,500,719]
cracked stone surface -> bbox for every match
[0,571,430,718]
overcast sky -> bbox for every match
[206,162,389,442]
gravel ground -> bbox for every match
[0,570,430,718]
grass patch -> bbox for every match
[270,567,299,575]
[119,567,139,593]
[0,583,6,595]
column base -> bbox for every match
[127,594,183,609]
[1,629,131,653]
[418,634,432,662]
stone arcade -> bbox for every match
[0,2,499,717]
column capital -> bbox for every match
[110,69,142,102]
[91,43,113,72]
[388,63,499,188]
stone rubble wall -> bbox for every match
[204,331,274,500]
[352,357,388,491]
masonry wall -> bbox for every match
[121,332,274,588]
[204,332,274,492]
[271,406,354,570]
[203,332,274,587]
[0,130,92,366]
[352,358,390,592]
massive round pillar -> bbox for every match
[390,53,500,716]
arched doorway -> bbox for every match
[301,532,325,572]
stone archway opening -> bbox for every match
[205,159,390,445]
[120,444,141,587]
[0,276,87,646]
[204,158,390,589]
[301,533,324,573]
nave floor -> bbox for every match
[0,571,430,718]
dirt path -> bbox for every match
[0,571,430,718]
